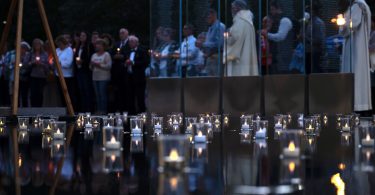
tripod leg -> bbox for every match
[0,0,18,53]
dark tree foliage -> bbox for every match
[0,0,149,48]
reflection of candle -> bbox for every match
[0,120,3,126]
[306,124,314,133]
[53,128,64,139]
[85,122,92,129]
[132,124,142,134]
[154,122,162,129]
[288,161,296,173]
[45,124,52,132]
[362,134,374,146]
[255,127,266,138]
[283,141,300,157]
[165,149,183,163]
[106,136,121,149]
[194,131,207,143]
[111,155,116,162]
[342,123,350,132]
[214,118,220,124]
[186,123,193,132]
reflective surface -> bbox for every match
[0,116,374,194]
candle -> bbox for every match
[45,124,52,132]
[19,122,27,130]
[288,161,296,173]
[36,56,40,61]
[199,117,204,123]
[53,128,64,139]
[172,119,179,126]
[0,120,4,126]
[362,134,374,147]
[283,141,300,157]
[275,121,283,129]
[117,48,121,53]
[214,118,220,124]
[194,131,207,143]
[224,116,229,124]
[241,121,250,130]
[85,122,92,129]
[132,124,142,135]
[342,123,350,132]
[75,57,80,61]
[186,123,193,132]
[106,136,121,149]
[298,115,304,121]
[305,124,314,133]
[255,128,267,138]
[164,149,184,163]
[154,122,162,130]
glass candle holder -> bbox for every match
[193,142,207,161]
[193,123,208,143]
[254,120,268,139]
[91,116,101,130]
[102,150,123,173]
[76,113,85,125]
[52,139,65,157]
[152,117,163,133]
[360,126,375,147]
[103,117,115,127]
[297,113,304,121]
[0,117,6,127]
[280,158,303,185]
[83,117,92,129]
[168,114,182,127]
[32,115,42,125]
[139,112,148,123]
[240,132,252,144]
[130,117,143,136]
[84,127,94,140]
[114,113,124,127]
[280,130,302,158]
[212,115,221,125]
[274,115,286,129]
[336,114,343,123]
[340,117,351,132]
[240,115,253,131]
[157,135,189,172]
[352,113,360,126]
[341,132,351,146]
[103,126,123,150]
[52,121,66,140]
[304,118,317,135]
[18,117,29,130]
[122,112,128,122]
[130,136,144,153]
[42,119,54,134]
[361,147,374,165]
[254,113,262,121]
[223,114,229,126]
[198,114,212,124]
[185,117,197,134]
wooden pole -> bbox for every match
[36,0,74,115]
[11,0,24,115]
[0,0,18,53]
[12,128,21,195]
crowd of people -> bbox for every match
[0,29,149,115]
[0,0,374,114]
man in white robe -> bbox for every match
[224,0,258,76]
[339,0,372,112]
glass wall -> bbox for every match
[149,0,353,77]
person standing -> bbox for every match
[262,1,294,74]
[339,0,372,113]
[112,28,130,112]
[90,39,112,114]
[125,36,148,114]
[224,0,258,76]
[19,42,31,107]
[75,31,94,112]
[202,9,225,76]
[29,39,49,107]
[55,36,76,110]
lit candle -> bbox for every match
[0,120,4,126]
[336,14,346,26]
[298,115,304,121]
[45,124,52,132]
[255,127,267,139]
[36,56,40,61]
[305,124,314,134]
[172,119,179,126]
[132,124,142,135]
[53,128,64,139]
[19,122,27,130]
[186,123,193,132]
[224,116,229,124]
[342,123,350,132]
[194,131,207,143]
[275,120,283,129]
[362,134,374,147]
[283,141,300,157]
[288,161,296,173]
[214,118,220,124]
[117,48,121,53]
[164,149,184,163]
[106,136,121,149]
[75,57,80,61]
[241,121,250,130]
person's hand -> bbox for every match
[261,29,268,36]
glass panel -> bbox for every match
[263,0,305,75]
[149,0,182,78]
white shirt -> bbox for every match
[268,17,293,42]
[179,35,200,66]
[159,44,170,69]
[55,47,74,77]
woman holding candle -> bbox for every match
[29,39,49,107]
[74,31,95,112]
[90,39,112,114]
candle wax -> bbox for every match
[255,128,267,138]
[164,149,184,163]
[362,134,375,146]
[53,129,64,139]
[106,136,121,149]
[194,131,207,143]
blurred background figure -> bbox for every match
[195,32,207,76]
[19,41,31,107]
[0,44,10,106]
[29,39,49,107]
[224,0,258,76]
[202,9,225,77]
[90,39,112,114]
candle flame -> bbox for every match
[110,136,116,143]
[288,161,296,172]
[57,128,61,134]
[331,173,345,195]
[169,176,179,191]
[338,163,346,170]
[198,131,203,137]
[366,134,371,141]
[111,155,116,162]
[288,142,296,152]
[168,149,179,161]
[308,138,313,145]
[18,155,22,167]
[198,148,203,156]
